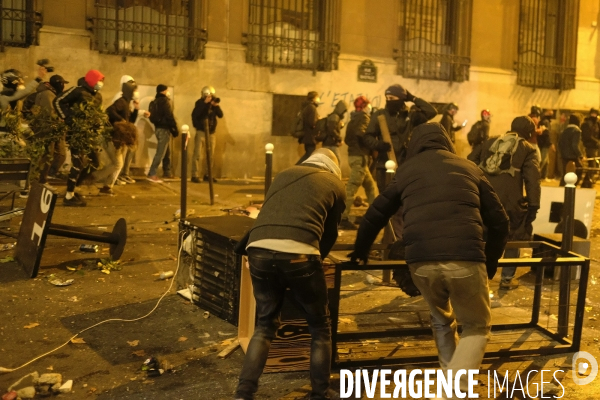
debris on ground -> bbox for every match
[141,357,164,377]
[47,274,75,286]
[97,258,121,273]
[0,243,15,252]
[0,256,14,263]
[217,339,240,359]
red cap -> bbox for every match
[354,96,370,112]
[85,70,104,88]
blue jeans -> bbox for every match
[235,249,332,400]
[148,128,170,177]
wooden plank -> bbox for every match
[218,339,240,359]
[377,114,397,165]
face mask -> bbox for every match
[133,91,140,101]
[314,97,321,106]
[386,99,404,114]
[94,81,104,91]
[166,91,171,99]
[366,104,372,113]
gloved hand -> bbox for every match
[486,259,498,280]
[377,141,392,153]
[405,91,416,103]
[348,248,370,264]
[524,206,538,237]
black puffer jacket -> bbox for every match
[469,133,541,240]
[581,116,600,149]
[54,77,103,122]
[559,124,583,160]
[191,97,224,133]
[149,93,178,134]
[354,123,509,264]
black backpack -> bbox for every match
[467,121,484,146]
[148,100,161,125]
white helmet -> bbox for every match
[201,86,215,97]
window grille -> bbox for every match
[89,0,207,61]
[0,0,41,50]
[515,0,579,90]
[395,0,472,82]
[243,0,339,73]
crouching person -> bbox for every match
[350,123,509,396]
[233,148,345,400]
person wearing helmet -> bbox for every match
[365,84,437,193]
[0,65,48,130]
[580,108,600,188]
[439,102,462,143]
[54,69,105,207]
[191,85,223,183]
[470,116,541,290]
[527,105,544,162]
[466,110,491,161]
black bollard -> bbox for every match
[180,124,189,220]
[557,172,577,337]
[382,160,397,284]
[204,119,215,206]
[265,143,274,197]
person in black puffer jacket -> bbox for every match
[558,114,584,186]
[350,123,509,389]
[147,84,178,182]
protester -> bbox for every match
[470,116,541,289]
[365,84,437,193]
[340,96,382,230]
[439,102,462,143]
[147,84,178,182]
[580,108,600,188]
[90,77,140,195]
[54,69,104,206]
[321,99,348,163]
[191,85,223,183]
[296,91,321,165]
[233,148,345,400]
[466,109,491,156]
[528,105,544,162]
[538,109,554,181]
[350,123,509,396]
[558,114,584,187]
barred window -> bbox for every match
[395,0,472,82]
[0,0,41,50]
[515,0,579,90]
[89,0,207,61]
[243,0,339,73]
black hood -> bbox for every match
[406,122,456,159]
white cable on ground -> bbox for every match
[0,231,186,374]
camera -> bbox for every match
[37,59,54,73]
[212,97,221,104]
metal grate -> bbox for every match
[88,0,207,61]
[395,0,472,82]
[243,0,340,73]
[515,0,579,90]
[0,0,41,51]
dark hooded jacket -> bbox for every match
[322,100,348,146]
[106,81,139,126]
[468,132,541,240]
[191,96,224,133]
[581,116,600,149]
[439,111,461,143]
[149,93,178,135]
[559,124,583,160]
[354,123,509,265]
[345,110,379,156]
[366,97,437,167]
[54,77,103,123]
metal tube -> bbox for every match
[47,225,117,245]
[557,174,576,336]
[204,118,215,205]
[264,143,273,197]
[180,126,189,219]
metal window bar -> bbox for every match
[394,0,471,82]
[89,0,207,61]
[515,0,579,90]
[243,0,339,73]
[0,0,41,51]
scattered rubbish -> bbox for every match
[68,296,79,302]
[178,337,188,342]
[15,387,35,399]
[177,288,197,302]
[58,380,73,393]
[491,300,503,309]
[2,391,17,400]
[101,270,110,275]
[218,339,240,359]
[339,318,352,324]
[48,277,74,287]
[38,373,62,385]
[79,244,99,253]
[132,350,146,357]
[365,275,379,284]
[159,271,174,280]
[0,256,14,263]
[0,243,15,252]
[203,311,210,319]
[8,371,39,392]
[590,317,597,321]
[127,340,140,347]
[141,357,163,377]
[70,338,86,344]
[245,194,252,198]
[66,266,77,271]
[23,323,39,329]
[218,331,234,336]
[97,258,121,273]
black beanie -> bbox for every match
[569,114,581,126]
[511,116,536,138]
[307,91,319,100]
[385,84,407,100]
[156,84,168,93]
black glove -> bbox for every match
[170,126,180,138]
[486,259,498,280]
[377,141,392,153]
[347,249,369,265]
[524,206,538,237]
[405,91,416,103]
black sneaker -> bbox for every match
[339,219,358,230]
[191,177,201,183]
[64,194,87,207]
[499,278,519,290]
[203,175,218,183]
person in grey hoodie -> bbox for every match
[321,99,348,163]
[0,65,47,130]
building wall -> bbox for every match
[1,0,599,178]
